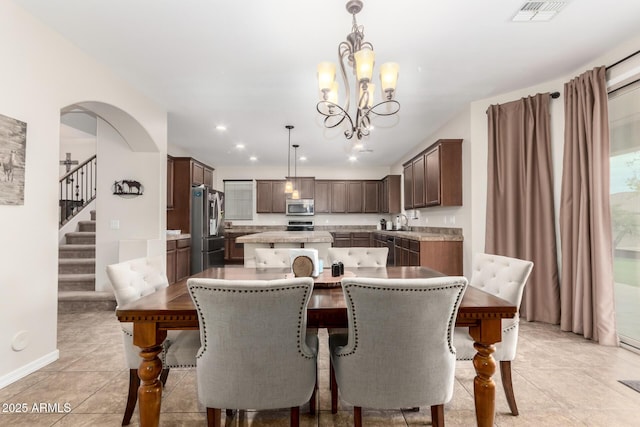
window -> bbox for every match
[608,62,640,350]
[224,180,253,220]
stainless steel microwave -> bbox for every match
[286,199,314,216]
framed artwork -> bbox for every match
[0,113,27,205]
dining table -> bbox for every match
[116,266,517,427]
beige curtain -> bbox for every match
[560,67,618,345]
[486,93,560,324]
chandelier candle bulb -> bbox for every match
[354,48,375,83]
[318,62,337,92]
[380,62,399,98]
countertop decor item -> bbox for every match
[292,255,314,277]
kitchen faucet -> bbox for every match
[396,213,409,230]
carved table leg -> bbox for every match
[472,341,496,427]
[468,318,501,427]
[133,323,167,427]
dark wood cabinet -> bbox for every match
[314,180,331,213]
[403,164,413,210]
[296,177,315,199]
[167,156,174,209]
[392,236,461,274]
[224,232,250,263]
[412,155,426,208]
[363,180,380,213]
[331,232,351,247]
[204,167,214,188]
[192,162,204,186]
[426,140,462,207]
[380,175,401,214]
[331,231,371,247]
[167,237,191,285]
[331,181,347,213]
[403,139,462,209]
[167,157,216,234]
[256,180,286,213]
[347,181,363,213]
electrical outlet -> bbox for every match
[449,216,456,225]
[110,219,120,230]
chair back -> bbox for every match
[106,255,169,308]
[187,277,317,410]
[253,248,292,268]
[332,276,467,409]
[326,247,389,267]
[455,253,533,361]
[470,253,533,307]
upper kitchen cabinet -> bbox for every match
[167,155,175,209]
[292,177,315,199]
[363,180,380,213]
[314,180,331,213]
[380,175,401,213]
[330,180,347,213]
[347,180,364,213]
[167,156,216,234]
[256,180,286,213]
[403,139,462,209]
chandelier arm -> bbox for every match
[316,101,355,131]
[367,100,401,117]
[338,42,352,114]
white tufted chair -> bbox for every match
[187,277,318,427]
[106,255,201,425]
[453,253,533,416]
[329,276,468,426]
[254,248,293,268]
[326,247,389,267]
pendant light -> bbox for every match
[291,144,300,200]
[284,125,294,194]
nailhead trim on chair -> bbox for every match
[336,282,466,357]
[189,285,314,360]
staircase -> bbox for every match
[58,210,116,313]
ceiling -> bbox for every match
[14,0,640,168]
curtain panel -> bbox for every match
[560,66,618,345]
[486,93,561,324]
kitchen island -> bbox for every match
[237,231,333,267]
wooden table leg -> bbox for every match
[468,319,501,427]
[133,323,167,427]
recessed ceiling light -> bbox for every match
[249,156,257,161]
[215,125,227,131]
[348,156,357,162]
[299,156,307,161]
[235,143,245,149]
[354,143,364,150]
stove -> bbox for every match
[286,220,314,231]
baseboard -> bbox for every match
[0,350,60,389]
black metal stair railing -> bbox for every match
[59,155,97,226]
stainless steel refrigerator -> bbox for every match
[191,186,225,273]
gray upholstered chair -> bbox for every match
[453,253,533,416]
[253,248,292,268]
[326,247,389,267]
[106,255,200,426]
[187,277,318,427]
[329,276,468,426]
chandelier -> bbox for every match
[316,0,400,140]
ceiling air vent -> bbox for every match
[512,1,568,22]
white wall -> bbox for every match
[95,119,165,291]
[0,2,167,387]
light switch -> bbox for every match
[110,219,120,230]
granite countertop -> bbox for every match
[372,230,463,242]
[236,231,334,244]
[167,233,190,240]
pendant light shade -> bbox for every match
[291,144,300,200]
[284,125,294,194]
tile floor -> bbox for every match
[1,311,640,426]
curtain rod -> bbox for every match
[606,49,640,70]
